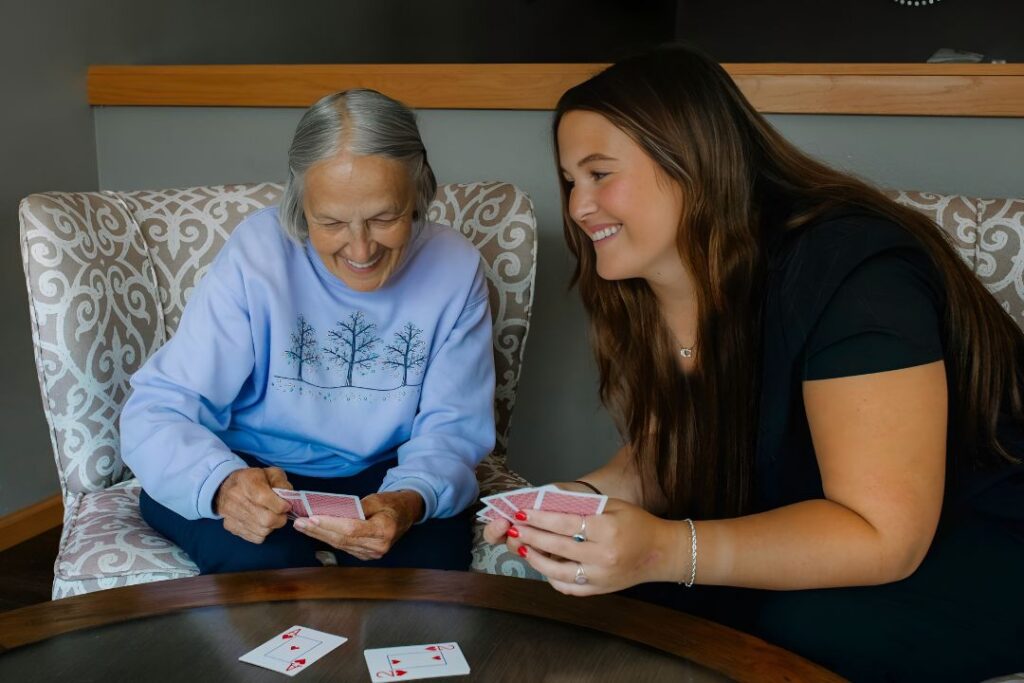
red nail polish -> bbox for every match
[517,545,528,557]
[514,511,527,521]
[507,526,519,538]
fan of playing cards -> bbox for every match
[274,488,366,521]
[478,484,608,522]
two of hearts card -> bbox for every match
[239,626,347,677]
[477,484,608,524]
[239,626,470,680]
[273,488,365,521]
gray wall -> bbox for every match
[0,0,673,517]
[95,106,1024,487]
[4,0,1022,516]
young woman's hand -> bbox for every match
[502,498,691,596]
[294,490,423,561]
[481,481,600,547]
[482,516,513,545]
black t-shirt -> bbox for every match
[755,210,1023,520]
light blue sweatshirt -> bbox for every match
[120,207,495,521]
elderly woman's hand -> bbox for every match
[293,490,424,561]
[501,498,692,596]
[215,466,293,544]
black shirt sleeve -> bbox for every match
[802,247,945,381]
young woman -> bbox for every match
[484,46,1024,681]
[123,89,495,574]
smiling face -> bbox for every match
[557,110,686,286]
[303,152,415,292]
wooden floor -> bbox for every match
[0,527,61,612]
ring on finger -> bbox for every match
[572,517,588,543]
[574,563,588,585]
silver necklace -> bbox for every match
[669,327,696,358]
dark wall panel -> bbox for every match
[676,0,1022,63]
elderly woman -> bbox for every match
[121,89,495,573]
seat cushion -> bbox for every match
[52,472,540,598]
[54,482,198,597]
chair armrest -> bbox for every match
[476,453,532,498]
[471,453,542,580]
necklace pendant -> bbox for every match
[680,347,693,358]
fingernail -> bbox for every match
[507,526,520,538]
[517,545,528,557]
[293,519,307,530]
[514,511,527,521]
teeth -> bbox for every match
[346,252,384,269]
[590,225,621,242]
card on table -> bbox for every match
[363,642,469,680]
[239,625,348,677]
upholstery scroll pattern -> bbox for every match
[53,482,198,598]
[21,182,538,596]
[19,193,163,499]
[888,190,1024,332]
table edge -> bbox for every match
[0,568,844,683]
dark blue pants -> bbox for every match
[139,454,472,575]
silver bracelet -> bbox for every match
[682,518,697,588]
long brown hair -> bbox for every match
[554,45,1024,520]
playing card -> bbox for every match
[274,488,311,518]
[534,488,608,516]
[304,491,365,520]
[475,507,505,523]
[499,487,542,513]
[363,642,469,680]
[239,625,347,677]
[479,492,519,521]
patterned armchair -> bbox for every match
[884,191,1024,330]
[20,181,540,598]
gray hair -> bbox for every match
[279,88,437,242]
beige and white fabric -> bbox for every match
[20,181,537,597]
[22,184,1024,596]
[888,191,1024,332]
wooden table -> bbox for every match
[0,568,842,682]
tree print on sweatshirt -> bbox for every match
[383,322,427,386]
[282,314,321,382]
[324,311,381,387]
[273,313,428,399]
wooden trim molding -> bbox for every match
[87,63,1024,116]
[0,495,62,552]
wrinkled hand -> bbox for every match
[488,498,688,596]
[215,466,293,544]
[293,491,424,561]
